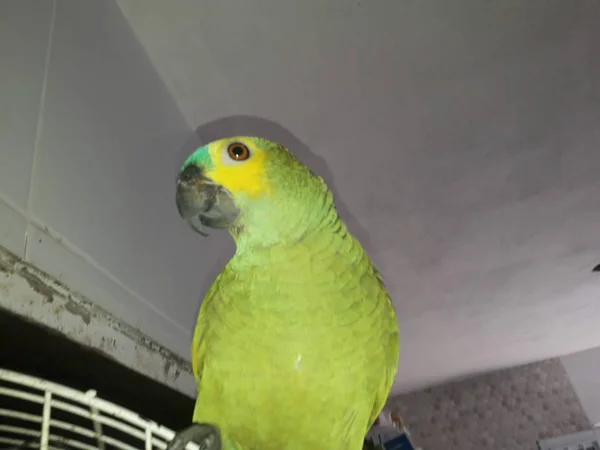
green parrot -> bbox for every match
[170,136,399,450]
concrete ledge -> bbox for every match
[0,244,196,398]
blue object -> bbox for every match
[383,433,415,450]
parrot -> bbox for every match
[169,136,399,450]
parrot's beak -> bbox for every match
[175,164,240,236]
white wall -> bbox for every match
[0,0,232,389]
[4,0,600,401]
[118,0,600,394]
[562,347,600,427]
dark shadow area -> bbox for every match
[0,307,194,429]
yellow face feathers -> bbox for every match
[200,137,273,199]
[178,135,334,243]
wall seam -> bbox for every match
[24,0,57,260]
[23,214,193,338]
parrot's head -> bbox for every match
[175,136,335,246]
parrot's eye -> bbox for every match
[227,143,251,161]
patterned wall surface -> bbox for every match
[388,358,590,450]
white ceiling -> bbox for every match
[117,0,600,393]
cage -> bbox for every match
[0,368,198,450]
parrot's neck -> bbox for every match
[231,178,342,253]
